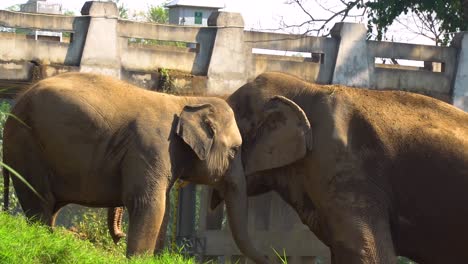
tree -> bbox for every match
[366,0,467,45]
[5,4,20,12]
[146,5,169,24]
[281,0,366,36]
[111,0,128,19]
[63,10,75,16]
[284,0,468,46]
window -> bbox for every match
[194,11,203,24]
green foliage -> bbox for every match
[0,101,11,150]
[126,3,186,48]
[365,0,465,45]
[147,5,169,24]
[0,101,22,213]
[112,0,129,19]
[58,206,127,254]
[63,10,75,16]
[158,68,175,94]
[272,247,288,264]
[0,212,195,264]
[398,256,417,264]
[6,4,20,12]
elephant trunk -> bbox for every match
[223,155,268,264]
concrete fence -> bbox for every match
[1,1,468,106]
[1,1,468,263]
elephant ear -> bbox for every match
[245,96,313,175]
[177,104,215,160]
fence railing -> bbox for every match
[1,5,467,104]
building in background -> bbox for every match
[20,0,63,42]
[166,0,224,26]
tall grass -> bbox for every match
[0,212,195,264]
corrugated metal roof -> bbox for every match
[165,0,225,9]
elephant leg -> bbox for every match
[11,160,56,227]
[6,140,56,226]
[154,190,171,254]
[327,208,396,264]
[13,180,55,226]
[125,187,168,257]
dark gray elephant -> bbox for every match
[2,72,267,263]
[212,72,468,263]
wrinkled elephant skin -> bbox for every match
[2,72,267,263]
[215,72,468,264]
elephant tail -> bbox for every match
[3,167,9,211]
[107,207,126,244]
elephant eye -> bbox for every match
[229,145,240,159]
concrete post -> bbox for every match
[206,12,247,94]
[79,1,121,78]
[177,183,196,240]
[331,22,372,87]
[451,32,468,111]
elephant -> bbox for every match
[211,72,468,263]
[2,72,267,263]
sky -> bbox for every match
[0,0,306,32]
[0,0,434,46]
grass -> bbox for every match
[0,212,195,264]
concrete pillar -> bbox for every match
[79,1,121,78]
[206,12,247,94]
[452,32,468,111]
[177,183,196,239]
[331,22,372,87]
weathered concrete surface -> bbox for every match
[206,12,248,94]
[79,1,120,78]
[117,20,202,42]
[0,36,69,64]
[121,44,198,73]
[197,189,331,264]
[0,61,33,80]
[452,32,468,111]
[331,22,371,87]
[253,54,322,83]
[368,40,457,102]
[0,63,80,98]
[374,69,452,102]
[0,6,464,106]
[245,31,339,84]
[0,9,74,31]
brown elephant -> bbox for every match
[211,72,468,263]
[2,72,267,263]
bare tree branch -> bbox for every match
[282,0,363,36]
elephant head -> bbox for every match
[176,100,267,264]
[210,77,313,208]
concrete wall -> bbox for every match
[1,3,466,103]
[245,31,339,85]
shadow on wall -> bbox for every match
[191,28,217,76]
[64,17,91,67]
[330,22,371,88]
